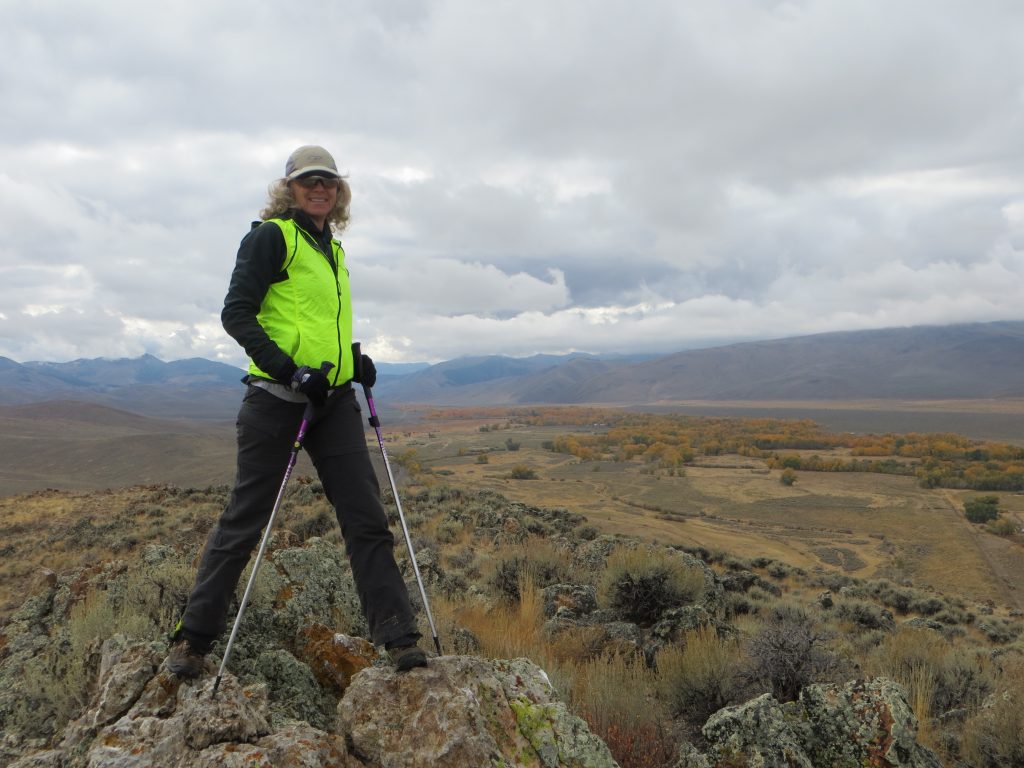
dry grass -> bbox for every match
[455,576,547,662]
[396,416,1024,610]
[655,626,743,724]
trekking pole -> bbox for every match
[212,362,333,699]
[355,345,443,656]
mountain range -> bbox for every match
[0,320,1021,418]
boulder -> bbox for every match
[701,678,942,768]
[338,656,620,767]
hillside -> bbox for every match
[0,354,243,418]
[0,480,1019,766]
[0,401,241,495]
[2,321,1022,419]
[375,320,1024,405]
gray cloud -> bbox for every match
[1,0,1022,366]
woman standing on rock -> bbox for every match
[166,145,426,677]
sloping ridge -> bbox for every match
[520,320,1024,403]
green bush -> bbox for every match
[965,496,999,524]
[599,546,706,625]
[834,599,895,632]
[986,517,1018,536]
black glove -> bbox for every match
[291,365,330,407]
[353,346,377,388]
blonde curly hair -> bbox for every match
[259,177,352,233]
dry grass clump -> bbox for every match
[865,628,993,717]
[559,652,676,768]
[655,625,743,724]
[598,546,706,625]
[11,588,155,740]
[486,540,573,602]
[454,575,547,661]
[960,656,1024,768]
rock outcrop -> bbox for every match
[697,678,942,768]
[6,637,617,768]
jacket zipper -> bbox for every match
[296,224,345,386]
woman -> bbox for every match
[167,145,426,677]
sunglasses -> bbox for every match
[294,174,341,189]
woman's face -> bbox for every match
[289,174,339,228]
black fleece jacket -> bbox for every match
[221,210,338,384]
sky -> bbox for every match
[1,0,1022,367]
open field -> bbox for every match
[2,398,1023,611]
[391,411,1024,611]
[637,398,1024,445]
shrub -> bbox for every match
[558,653,677,768]
[508,465,537,480]
[780,468,797,486]
[289,508,334,542]
[986,517,1017,536]
[488,541,571,602]
[744,604,845,702]
[656,626,742,723]
[435,520,463,544]
[961,660,1024,768]
[599,546,706,625]
[965,496,999,524]
[834,599,895,631]
[476,453,490,464]
[866,628,993,717]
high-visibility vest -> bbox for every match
[246,218,353,386]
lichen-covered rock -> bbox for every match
[251,649,338,730]
[267,538,367,640]
[542,584,597,619]
[571,536,618,571]
[671,741,711,768]
[13,638,353,768]
[702,693,815,768]
[800,678,942,768]
[701,678,942,768]
[7,750,64,768]
[338,655,620,767]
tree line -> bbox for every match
[425,406,1024,491]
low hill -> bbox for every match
[0,401,241,495]
[0,354,243,418]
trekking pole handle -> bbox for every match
[353,342,380,427]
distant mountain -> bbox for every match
[372,321,1024,405]
[0,354,244,418]
[1,321,1021,417]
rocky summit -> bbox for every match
[4,632,943,768]
[7,636,617,768]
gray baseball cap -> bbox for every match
[285,145,339,179]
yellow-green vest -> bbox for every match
[247,218,353,386]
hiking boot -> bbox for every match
[389,644,428,672]
[166,638,209,678]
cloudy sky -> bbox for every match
[2,0,1022,367]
